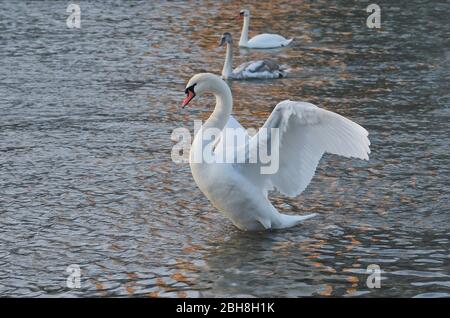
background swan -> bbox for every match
[219,32,289,80]
[239,9,293,49]
[182,73,370,231]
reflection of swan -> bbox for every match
[182,73,370,231]
[219,32,289,80]
[238,9,293,49]
[199,229,334,297]
[199,230,278,297]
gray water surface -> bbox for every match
[0,0,449,297]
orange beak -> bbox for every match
[182,90,195,108]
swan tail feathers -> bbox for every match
[283,38,294,46]
[273,213,317,229]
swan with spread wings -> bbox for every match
[181,73,370,231]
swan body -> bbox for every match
[182,73,370,231]
[219,32,289,80]
[239,9,293,49]
[245,34,293,49]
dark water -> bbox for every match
[0,0,449,297]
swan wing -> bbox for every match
[248,34,293,48]
[244,60,283,73]
[233,61,255,74]
[214,116,250,162]
[237,100,370,197]
[233,60,287,79]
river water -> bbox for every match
[0,0,449,297]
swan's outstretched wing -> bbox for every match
[214,116,250,162]
[237,100,370,197]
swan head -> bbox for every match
[219,32,232,47]
[182,73,227,108]
[239,9,250,19]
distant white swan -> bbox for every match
[238,9,293,49]
[219,32,289,80]
[182,73,370,231]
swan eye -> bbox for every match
[184,83,196,95]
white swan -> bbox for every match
[219,32,289,80]
[182,73,370,231]
[238,9,293,49]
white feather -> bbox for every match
[237,100,370,197]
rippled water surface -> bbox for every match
[0,0,449,297]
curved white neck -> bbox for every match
[221,42,233,78]
[193,79,232,151]
[204,84,232,132]
[239,16,250,46]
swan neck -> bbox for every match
[192,83,232,161]
[190,76,232,165]
[239,16,249,46]
[206,85,232,132]
[222,42,233,78]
